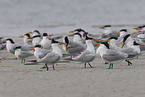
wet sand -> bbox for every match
[1,41,145,97]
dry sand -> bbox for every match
[1,42,145,97]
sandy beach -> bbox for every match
[1,40,145,97]
[1,0,145,97]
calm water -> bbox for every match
[0,0,145,36]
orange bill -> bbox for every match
[121,42,125,48]
[31,47,34,50]
[46,36,50,38]
[28,32,33,34]
[67,34,74,36]
[115,32,120,34]
[104,40,109,42]
[93,43,101,45]
[93,39,101,42]
[27,37,33,39]
[19,36,24,38]
[66,46,68,51]
[140,44,145,47]
[132,32,137,34]
[1,40,6,43]
[99,27,104,29]
[69,31,74,33]
[59,42,67,45]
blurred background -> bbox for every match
[0,0,145,36]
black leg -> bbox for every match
[125,60,132,66]
[53,64,55,70]
[23,59,25,63]
[45,63,49,71]
[84,63,86,68]
[88,63,93,68]
[21,60,23,63]
[111,63,113,69]
[108,63,111,69]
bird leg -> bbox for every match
[21,59,25,63]
[108,63,113,69]
[88,63,93,68]
[111,63,113,69]
[45,63,49,71]
[52,64,55,70]
[125,60,132,66]
[84,63,86,68]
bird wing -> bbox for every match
[37,52,60,63]
[102,50,128,61]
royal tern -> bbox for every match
[14,46,34,63]
[19,32,33,45]
[39,33,51,49]
[68,32,85,44]
[72,37,96,68]
[32,30,41,37]
[99,25,118,38]
[2,38,32,54]
[94,42,128,69]
[32,45,51,59]
[32,35,41,46]
[63,36,86,56]
[27,39,66,70]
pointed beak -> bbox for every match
[121,42,125,48]
[67,34,74,37]
[66,46,68,51]
[46,36,50,38]
[133,28,141,30]
[31,47,34,50]
[69,31,74,33]
[27,37,33,39]
[140,44,145,47]
[104,40,109,42]
[88,34,92,36]
[59,42,67,45]
[132,32,137,34]
[28,32,33,34]
[93,43,101,45]
[93,39,101,42]
[115,32,120,34]
[19,36,24,38]
[1,40,6,43]
[99,27,104,29]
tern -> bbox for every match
[2,38,32,54]
[94,42,128,69]
[72,36,97,68]
[14,46,34,63]
[39,33,51,50]
[26,39,66,70]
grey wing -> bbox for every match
[19,51,33,58]
[103,50,128,61]
[38,52,60,63]
[121,48,138,58]
[41,49,51,54]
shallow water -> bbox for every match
[0,0,145,36]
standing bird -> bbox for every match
[19,32,33,45]
[63,36,86,56]
[32,35,41,46]
[14,46,34,63]
[39,33,51,49]
[2,38,32,54]
[33,45,51,59]
[94,42,128,69]
[72,36,97,68]
[99,25,119,38]
[27,39,66,70]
